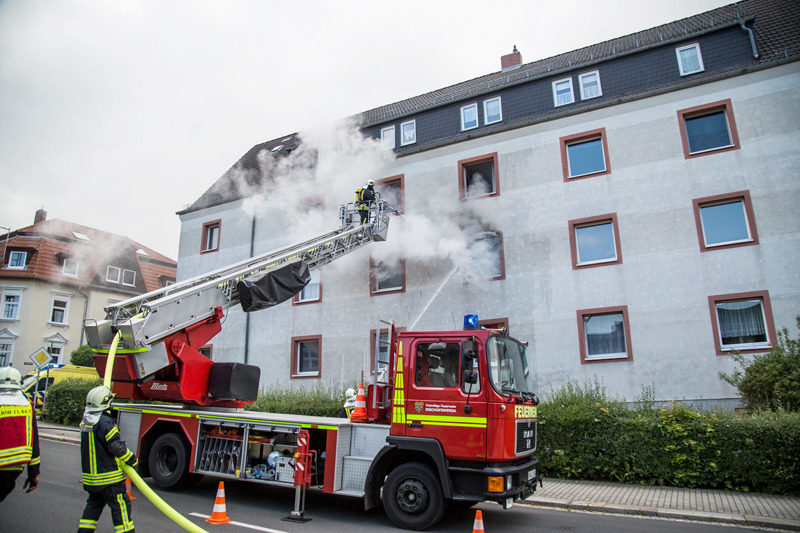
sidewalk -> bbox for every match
[38,420,800,530]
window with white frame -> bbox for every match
[2,288,24,320]
[295,269,321,303]
[372,258,404,294]
[7,251,27,269]
[201,220,221,253]
[381,126,395,149]
[483,97,502,125]
[693,191,758,251]
[569,214,622,268]
[577,306,632,363]
[62,258,79,277]
[676,43,704,76]
[49,294,71,324]
[400,120,416,146]
[461,103,478,131]
[552,78,574,106]
[122,269,136,287]
[0,342,12,367]
[578,71,602,100]
[291,336,320,378]
[106,266,121,283]
[709,293,773,353]
[46,343,63,364]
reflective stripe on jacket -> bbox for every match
[81,413,136,490]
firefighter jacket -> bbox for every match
[80,411,137,491]
[0,390,41,477]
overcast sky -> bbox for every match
[0,0,731,259]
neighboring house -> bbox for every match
[0,209,177,373]
[176,0,800,407]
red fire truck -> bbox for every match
[84,201,541,530]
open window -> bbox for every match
[370,257,405,295]
[201,220,221,253]
[708,291,776,355]
[377,174,405,214]
[458,153,500,200]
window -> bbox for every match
[578,71,602,100]
[198,345,213,358]
[291,335,321,378]
[371,258,405,295]
[2,288,23,320]
[106,266,121,283]
[676,43,704,76]
[50,295,71,324]
[377,175,405,214]
[400,120,416,146]
[693,191,758,252]
[560,128,610,180]
[381,126,395,149]
[7,251,26,269]
[678,99,740,158]
[46,344,63,364]
[474,231,505,280]
[415,341,460,388]
[458,153,499,200]
[62,258,79,277]
[201,220,221,253]
[122,269,136,287]
[577,306,632,363]
[552,77,574,106]
[294,269,321,304]
[708,291,775,355]
[461,103,478,131]
[569,214,622,269]
[0,342,11,367]
[483,97,502,125]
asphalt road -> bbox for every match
[0,440,772,533]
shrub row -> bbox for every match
[41,377,102,426]
[245,383,348,418]
[538,382,800,496]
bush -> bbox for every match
[538,380,800,495]
[70,345,95,367]
[720,316,800,411]
[245,383,349,418]
[41,377,101,425]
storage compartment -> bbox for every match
[195,424,244,477]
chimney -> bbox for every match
[34,208,47,225]
[501,46,522,71]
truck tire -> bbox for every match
[149,433,196,488]
[382,462,447,531]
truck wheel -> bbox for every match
[149,433,194,488]
[383,462,447,531]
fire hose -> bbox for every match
[104,331,210,533]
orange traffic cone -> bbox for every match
[350,382,368,422]
[206,481,232,524]
[125,477,137,500]
[472,509,485,533]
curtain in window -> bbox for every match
[3,296,19,319]
[717,300,766,340]
[584,314,626,356]
[680,47,701,73]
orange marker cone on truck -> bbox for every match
[206,481,232,524]
[350,383,368,422]
[472,509,485,532]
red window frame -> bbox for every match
[560,128,611,182]
[568,213,622,269]
[692,190,758,252]
[677,99,740,159]
[201,220,221,254]
[576,305,633,364]
[291,335,322,379]
[707,291,776,356]
[458,152,500,201]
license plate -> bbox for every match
[527,469,536,481]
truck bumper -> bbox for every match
[449,455,541,504]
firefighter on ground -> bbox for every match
[357,179,376,225]
[77,385,137,533]
[339,387,357,418]
[0,366,40,502]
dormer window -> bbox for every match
[552,78,575,106]
[62,258,79,277]
[7,251,27,270]
[400,120,416,146]
[107,266,121,283]
[122,269,136,287]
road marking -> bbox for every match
[189,513,289,533]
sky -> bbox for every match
[0,0,732,260]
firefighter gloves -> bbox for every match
[23,476,38,493]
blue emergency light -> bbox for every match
[464,314,479,330]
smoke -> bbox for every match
[232,120,503,286]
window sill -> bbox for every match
[46,322,69,329]
[291,373,320,379]
[0,318,19,325]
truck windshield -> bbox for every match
[486,335,536,399]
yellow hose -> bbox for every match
[122,464,209,533]
[104,322,210,533]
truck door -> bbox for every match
[405,339,487,461]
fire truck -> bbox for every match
[84,200,541,530]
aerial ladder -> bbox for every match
[84,199,394,408]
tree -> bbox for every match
[720,316,800,411]
[70,344,95,367]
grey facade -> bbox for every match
[177,0,800,406]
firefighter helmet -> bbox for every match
[367,179,375,187]
[85,385,115,412]
[0,367,22,390]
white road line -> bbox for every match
[188,513,289,533]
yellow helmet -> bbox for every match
[0,367,22,390]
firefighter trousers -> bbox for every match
[77,482,134,532]
[0,469,22,502]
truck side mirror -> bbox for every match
[461,340,478,370]
[462,370,478,384]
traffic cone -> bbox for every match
[350,382,368,423]
[205,481,232,524]
[472,509,485,533]
[125,477,137,500]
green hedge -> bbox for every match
[41,377,102,425]
[245,384,349,418]
[538,382,800,496]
